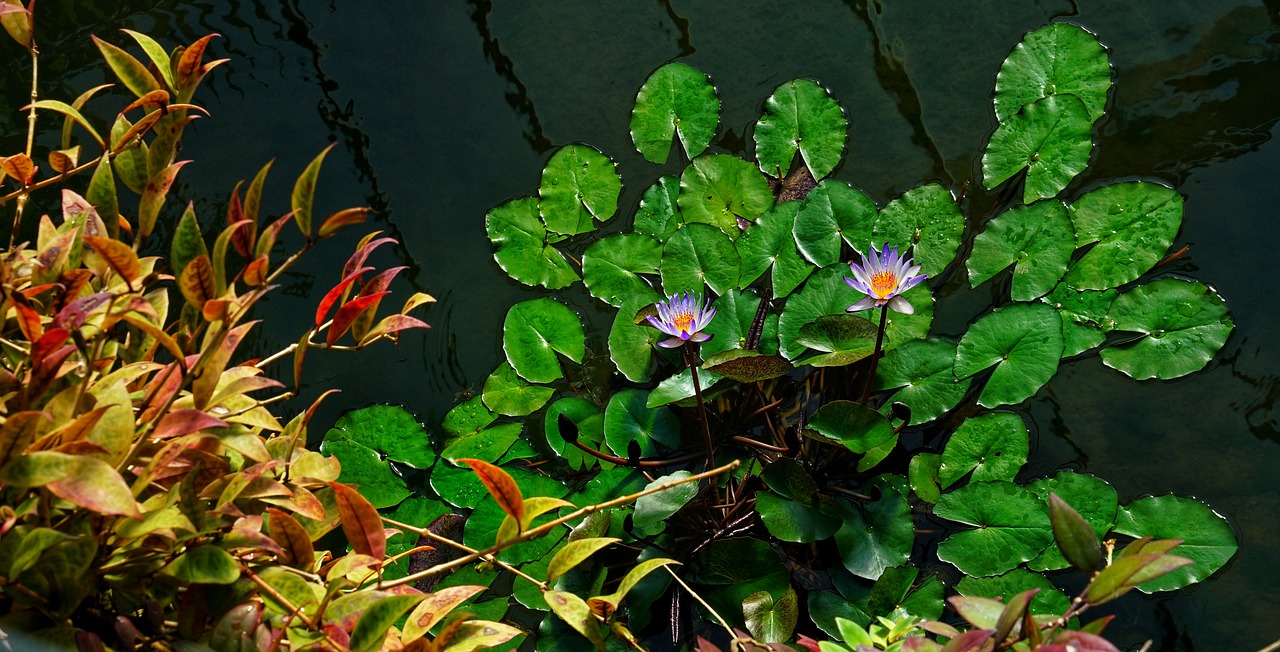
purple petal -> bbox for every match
[888,295,914,315]
[846,296,878,312]
[657,337,685,348]
[690,332,713,343]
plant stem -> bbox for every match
[859,306,889,404]
[10,36,38,247]
[683,344,714,472]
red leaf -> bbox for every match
[54,292,111,330]
[330,482,386,560]
[153,409,229,440]
[458,458,524,527]
[314,266,373,328]
[358,266,407,299]
[326,292,389,346]
[8,293,43,342]
[267,507,316,569]
[341,236,396,280]
[358,314,430,347]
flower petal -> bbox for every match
[888,295,914,315]
[847,296,878,313]
[657,337,686,348]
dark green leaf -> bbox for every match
[660,223,740,297]
[441,396,497,438]
[872,183,964,278]
[700,288,779,358]
[161,545,240,584]
[875,338,972,425]
[908,452,942,504]
[736,202,813,297]
[777,264,863,360]
[1064,182,1183,290]
[982,94,1093,203]
[834,481,913,580]
[539,144,621,235]
[603,389,681,457]
[1041,283,1117,357]
[967,200,1074,301]
[1025,471,1117,572]
[804,400,895,454]
[543,398,606,471]
[1100,279,1233,380]
[935,481,1052,577]
[954,303,1063,408]
[440,422,521,464]
[938,412,1029,488]
[630,62,720,163]
[678,154,773,237]
[608,296,658,383]
[793,180,877,267]
[324,404,434,469]
[756,493,842,543]
[633,471,698,534]
[634,175,683,242]
[956,569,1070,617]
[486,197,580,290]
[754,79,847,179]
[1049,493,1104,572]
[742,587,799,644]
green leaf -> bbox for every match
[1025,472,1118,572]
[872,183,964,278]
[324,405,434,469]
[645,366,724,408]
[793,180,877,267]
[1100,279,1233,380]
[634,175,683,241]
[1063,181,1183,290]
[968,200,1074,301]
[954,303,1063,408]
[908,453,942,504]
[87,156,120,238]
[1041,283,1117,357]
[760,458,817,503]
[756,492,842,544]
[543,398,606,471]
[883,284,934,349]
[630,62,720,163]
[503,298,585,383]
[956,569,1070,617]
[994,22,1111,123]
[539,144,621,235]
[938,412,1029,488]
[699,288,780,359]
[1112,495,1238,592]
[486,197,580,290]
[440,422,521,464]
[121,29,175,91]
[608,296,657,383]
[546,537,619,583]
[935,481,1052,577]
[161,545,240,584]
[743,587,800,644]
[442,396,497,438]
[678,154,773,237]
[794,314,876,367]
[603,389,681,457]
[982,94,1093,203]
[777,264,863,360]
[93,35,161,97]
[545,590,606,649]
[431,461,490,509]
[633,471,698,533]
[0,451,72,487]
[350,594,426,652]
[170,204,208,290]
[320,435,410,509]
[582,233,662,307]
[482,362,555,417]
[291,143,334,237]
[834,481,914,580]
[1047,493,1104,573]
[804,400,895,454]
[736,202,813,298]
[754,79,847,180]
[875,338,971,425]
[660,223,741,297]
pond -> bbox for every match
[3,1,1277,649]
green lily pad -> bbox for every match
[440,422,521,463]
[1100,278,1233,380]
[503,298,585,384]
[603,389,681,457]
[320,405,433,509]
[875,338,972,426]
[753,78,847,180]
[646,366,725,408]
[1025,472,1118,572]
[834,481,914,580]
[955,569,1070,616]
[608,296,658,383]
[866,566,945,622]
[994,22,1112,123]
[482,362,554,417]
[760,458,818,502]
[935,481,1052,577]
[793,180,878,267]
[955,302,1063,408]
[700,288,780,359]
[678,154,773,237]
[660,223,741,297]
[803,400,895,455]
[908,453,942,504]
[630,62,720,164]
[634,175,682,242]
[736,202,813,298]
[883,284,934,349]
[938,412,1029,488]
[967,200,1074,301]
[757,493,843,544]
[539,144,622,235]
[777,264,863,360]
[441,396,497,438]
[703,349,791,383]
[793,314,876,368]
[485,197,580,290]
[982,94,1093,203]
[1064,181,1183,290]
[1113,495,1238,593]
[582,233,663,307]
[1041,283,1117,357]
[633,471,698,534]
[543,398,607,471]
[431,461,490,509]
[872,183,964,278]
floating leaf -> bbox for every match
[954,302,1063,408]
[539,144,621,235]
[634,175,682,241]
[633,471,697,533]
[543,398,606,471]
[1112,495,1237,593]
[735,202,813,298]
[485,197,579,290]
[1048,493,1105,573]
[743,587,800,644]
[1026,472,1117,572]
[320,406,432,509]
[603,389,680,457]
[875,338,971,425]
[834,480,914,580]
[608,296,657,383]
[793,180,877,267]
[660,223,740,297]
[1100,279,1232,380]
[442,396,496,438]
[935,481,1052,577]
[482,362,554,417]
[1041,283,1117,357]
[756,492,842,544]
[678,154,773,237]
[754,79,846,179]
[702,349,790,383]
[982,94,1093,203]
[1064,181,1183,290]
[968,200,1074,301]
[938,412,1029,488]
[699,288,779,359]
[582,233,662,306]
[646,366,724,408]
[994,22,1111,123]
[956,569,1070,617]
[630,62,719,163]
[777,264,863,360]
[908,453,942,504]
[502,298,585,384]
[872,183,964,278]
[441,423,521,464]
[794,314,876,368]
[804,400,895,455]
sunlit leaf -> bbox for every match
[291,143,335,237]
[982,94,1093,203]
[441,423,521,464]
[754,79,846,180]
[502,298,585,383]
[995,22,1111,123]
[875,338,971,425]
[735,201,813,297]
[804,400,895,454]
[935,481,1052,577]
[660,223,740,297]
[793,180,877,267]
[138,159,190,238]
[630,62,719,163]
[777,264,862,360]
[632,471,698,536]
[545,590,606,649]
[872,183,964,278]
[331,481,387,559]
[482,361,554,417]
[93,35,161,97]
[350,594,426,652]
[954,302,1063,408]
[678,154,773,237]
[485,197,579,290]
[756,492,841,544]
[1100,279,1232,380]
[1064,181,1183,290]
[608,296,657,383]
[459,458,525,528]
[699,288,779,359]
[968,200,1074,301]
[1041,283,1117,357]
[539,144,621,235]
[634,175,682,242]
[956,569,1070,617]
[938,412,1029,488]
[645,365,724,408]
[1112,494,1237,592]
[1026,472,1117,572]
[582,233,661,306]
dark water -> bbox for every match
[2,1,1278,649]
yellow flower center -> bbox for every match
[672,312,694,334]
[870,270,898,298]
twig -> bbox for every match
[664,566,736,642]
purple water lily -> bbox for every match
[646,291,716,348]
[845,244,927,315]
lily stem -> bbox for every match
[860,306,889,404]
[684,343,715,474]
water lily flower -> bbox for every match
[845,243,927,315]
[646,291,716,348]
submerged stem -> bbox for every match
[684,343,714,472]
[860,306,889,404]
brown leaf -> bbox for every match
[121,89,170,114]
[267,507,316,569]
[458,459,524,528]
[48,146,80,174]
[153,409,229,440]
[330,481,386,560]
[243,254,269,287]
[83,235,143,287]
[177,34,219,87]
[178,255,214,309]
[8,292,43,342]
[341,236,396,280]
[358,314,430,348]
[1,153,35,184]
[317,207,369,239]
[0,411,53,468]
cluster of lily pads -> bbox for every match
[323,22,1238,648]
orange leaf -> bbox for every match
[201,298,234,322]
[267,507,316,569]
[358,314,430,348]
[48,146,80,174]
[326,292,389,347]
[243,254,269,287]
[177,34,219,88]
[121,88,170,114]
[330,481,386,560]
[8,293,43,342]
[1,153,35,184]
[317,207,369,239]
[458,459,524,528]
[179,255,215,309]
[314,266,373,327]
[83,235,142,286]
[29,328,69,368]
[341,236,396,280]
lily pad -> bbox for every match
[539,144,622,235]
[485,197,579,290]
[634,175,682,242]
[660,223,741,297]
[582,233,662,307]
[803,400,895,455]
[603,389,681,457]
[703,349,791,383]
[875,338,972,426]
[757,492,842,544]
[1063,181,1183,291]
[872,183,964,278]
[994,22,1112,123]
[793,180,878,267]
[1025,471,1118,572]
[938,412,1029,488]
[630,62,720,164]
[646,366,725,408]
[956,569,1070,616]
[700,288,780,358]
[440,422,521,463]
[982,94,1093,203]
[441,396,497,438]
[736,202,813,298]
[678,154,773,237]
[482,362,554,417]
[320,405,433,509]
[502,298,585,384]
[1041,283,1117,357]
[834,481,914,580]
[967,200,1074,301]
[793,314,876,368]
[1113,495,1237,593]
[777,264,864,360]
[1100,278,1233,380]
[543,398,606,471]
[954,302,1063,408]
[633,471,698,534]
[608,296,658,383]
[753,78,847,180]
[883,284,935,349]
[935,481,1052,577]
